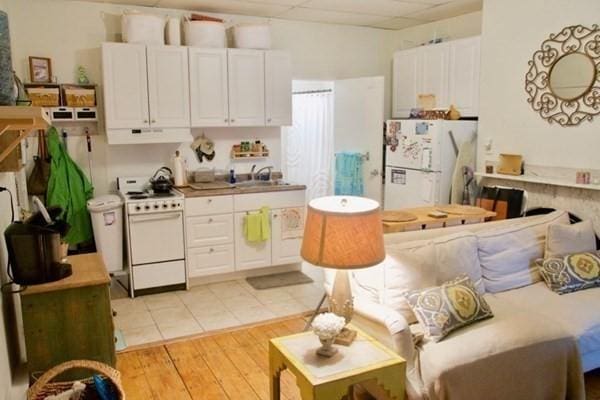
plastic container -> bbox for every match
[122,11,165,45]
[166,17,181,46]
[184,20,226,48]
[233,24,271,49]
[87,194,123,273]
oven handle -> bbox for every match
[129,213,181,223]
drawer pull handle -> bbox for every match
[208,218,213,223]
[207,199,212,203]
[273,214,278,219]
[209,248,214,253]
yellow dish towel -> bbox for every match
[244,206,271,242]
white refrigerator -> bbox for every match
[384,119,477,210]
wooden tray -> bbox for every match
[436,205,487,215]
[382,211,418,222]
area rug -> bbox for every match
[246,271,313,290]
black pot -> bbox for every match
[150,167,173,193]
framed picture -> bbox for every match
[28,56,52,83]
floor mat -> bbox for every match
[246,271,313,290]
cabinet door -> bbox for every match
[392,49,419,118]
[102,42,149,129]
[228,49,265,127]
[146,45,190,128]
[186,214,234,247]
[188,244,235,277]
[265,50,292,126]
[418,43,450,109]
[271,209,302,266]
[449,37,480,117]
[234,212,271,270]
[189,48,230,127]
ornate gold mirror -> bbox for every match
[525,25,600,126]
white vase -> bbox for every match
[316,335,338,357]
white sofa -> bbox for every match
[323,210,599,400]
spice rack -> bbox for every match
[230,142,269,159]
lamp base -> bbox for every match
[329,269,357,346]
[334,327,357,346]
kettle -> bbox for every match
[150,166,173,193]
[4,197,72,285]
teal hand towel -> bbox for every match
[335,152,364,196]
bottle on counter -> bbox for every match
[173,150,187,187]
[229,169,236,184]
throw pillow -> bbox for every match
[434,232,485,294]
[545,220,596,259]
[405,275,493,342]
[539,251,600,294]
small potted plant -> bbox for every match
[311,312,346,357]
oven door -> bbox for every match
[128,211,185,265]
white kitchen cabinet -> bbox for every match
[265,50,292,126]
[186,214,234,247]
[392,48,419,118]
[449,36,481,117]
[419,42,450,109]
[271,209,302,266]
[227,49,265,127]
[392,36,481,118]
[189,48,230,127]
[146,46,190,128]
[102,42,149,129]
[187,244,235,277]
[234,211,272,270]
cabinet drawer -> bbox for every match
[186,214,233,247]
[234,190,305,212]
[185,195,233,216]
[188,244,235,277]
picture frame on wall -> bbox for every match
[28,56,52,83]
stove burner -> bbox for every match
[126,191,145,195]
[129,194,149,200]
[153,192,175,198]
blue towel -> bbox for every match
[334,152,364,196]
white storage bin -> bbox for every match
[233,24,271,49]
[184,20,226,48]
[166,17,181,46]
[122,11,165,45]
[88,195,124,272]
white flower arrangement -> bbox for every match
[311,312,346,340]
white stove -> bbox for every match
[118,177,187,297]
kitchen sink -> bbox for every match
[235,180,290,187]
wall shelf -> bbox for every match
[475,172,600,191]
[0,106,51,165]
[231,151,270,159]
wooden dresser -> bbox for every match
[20,253,115,381]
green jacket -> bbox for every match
[46,127,94,245]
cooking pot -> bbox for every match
[150,167,173,193]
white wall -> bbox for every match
[477,0,600,171]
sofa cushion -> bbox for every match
[493,282,600,360]
[477,210,569,293]
[434,232,484,294]
[405,275,493,342]
[545,220,597,258]
[539,251,600,294]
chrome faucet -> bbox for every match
[254,165,274,181]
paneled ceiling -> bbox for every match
[77,0,482,30]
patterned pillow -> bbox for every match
[405,275,494,342]
[539,251,600,295]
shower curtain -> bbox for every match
[283,91,334,201]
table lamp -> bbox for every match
[301,196,385,344]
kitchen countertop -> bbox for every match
[178,183,307,198]
[21,253,110,296]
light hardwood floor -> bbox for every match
[116,316,309,400]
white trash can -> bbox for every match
[87,194,123,273]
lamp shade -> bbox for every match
[301,196,385,269]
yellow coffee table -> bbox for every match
[269,325,406,400]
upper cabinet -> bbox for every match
[265,50,292,126]
[392,36,481,118]
[188,48,229,127]
[102,43,192,144]
[188,48,292,128]
[102,43,149,130]
[228,49,266,127]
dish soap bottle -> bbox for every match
[229,169,236,184]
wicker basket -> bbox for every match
[26,87,60,107]
[65,88,96,107]
[27,360,125,400]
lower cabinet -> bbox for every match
[234,211,272,270]
[187,244,235,277]
[271,209,303,265]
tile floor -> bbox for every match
[111,277,326,347]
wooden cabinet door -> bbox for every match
[101,42,149,129]
[234,211,271,270]
[270,209,302,266]
[418,42,450,109]
[265,50,292,126]
[189,48,230,127]
[227,49,265,127]
[146,45,190,128]
[392,48,419,118]
[449,36,480,117]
